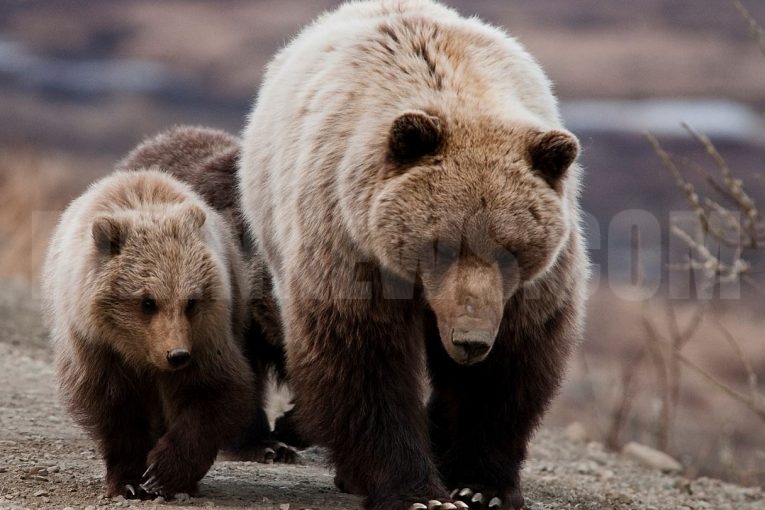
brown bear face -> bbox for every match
[89,203,228,371]
[371,110,578,365]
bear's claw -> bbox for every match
[451,487,513,509]
[451,487,523,510]
[139,464,164,496]
[409,499,468,510]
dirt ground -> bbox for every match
[0,279,763,510]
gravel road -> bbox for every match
[0,279,762,510]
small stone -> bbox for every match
[85,506,96,510]
[34,489,48,497]
[564,421,589,443]
[153,496,166,503]
[175,492,190,502]
[599,469,615,480]
[280,504,290,510]
[5,494,14,499]
[63,507,75,510]
[622,442,682,473]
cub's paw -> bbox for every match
[229,440,300,464]
[106,480,152,500]
[140,438,210,498]
[450,486,524,510]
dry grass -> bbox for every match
[0,149,108,282]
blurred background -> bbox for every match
[1,0,763,489]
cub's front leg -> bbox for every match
[143,360,254,497]
[60,344,157,499]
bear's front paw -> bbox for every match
[450,486,524,510]
[140,437,212,498]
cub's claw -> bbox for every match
[471,493,484,505]
[428,501,443,510]
[142,463,155,479]
[454,502,469,509]
[140,475,163,495]
[410,505,428,510]
[125,484,136,497]
[488,497,502,508]
[264,447,276,464]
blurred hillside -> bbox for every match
[0,0,763,491]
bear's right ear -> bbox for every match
[92,216,126,256]
[388,110,444,164]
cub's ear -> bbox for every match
[92,216,126,256]
[388,110,444,164]
[185,204,207,229]
[528,129,579,188]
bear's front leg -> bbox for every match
[426,304,574,510]
[142,376,240,497]
[99,395,156,499]
[62,346,157,499]
[140,400,218,497]
[285,302,462,510]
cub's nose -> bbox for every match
[166,349,191,369]
[451,329,493,364]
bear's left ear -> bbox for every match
[388,110,444,164]
[528,129,579,188]
[92,216,127,256]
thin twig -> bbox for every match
[730,0,765,57]
[713,320,765,412]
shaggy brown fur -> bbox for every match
[118,126,303,457]
[239,2,589,509]
[43,170,257,498]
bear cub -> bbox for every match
[43,169,256,498]
[117,125,305,456]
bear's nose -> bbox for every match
[451,329,493,364]
[166,349,191,368]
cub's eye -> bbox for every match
[185,298,198,314]
[140,298,157,313]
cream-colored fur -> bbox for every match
[240,0,586,315]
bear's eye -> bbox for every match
[185,298,198,314]
[434,242,460,267]
[496,248,518,269]
[140,298,157,314]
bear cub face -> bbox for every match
[90,203,228,371]
[370,110,579,365]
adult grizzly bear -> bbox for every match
[117,125,304,455]
[239,1,588,509]
[43,170,256,498]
